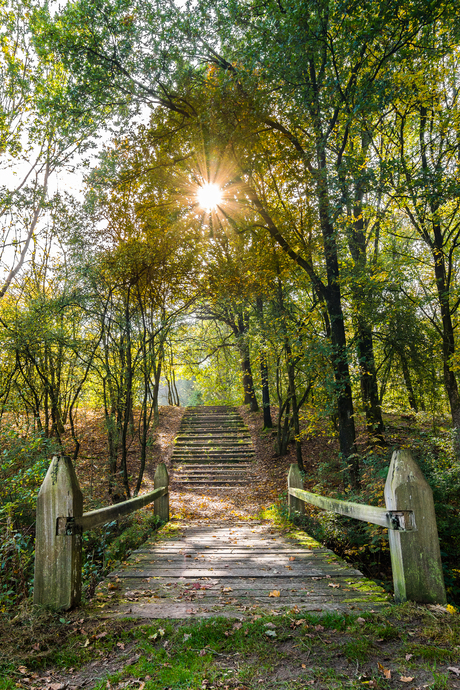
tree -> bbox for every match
[0,0,98,298]
[380,47,460,447]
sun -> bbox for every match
[197,183,222,211]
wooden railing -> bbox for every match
[33,456,169,609]
[288,449,446,605]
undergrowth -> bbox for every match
[0,426,163,614]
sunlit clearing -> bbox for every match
[197,183,222,211]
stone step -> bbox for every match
[172,454,254,459]
[173,460,252,468]
[174,446,254,452]
[179,423,246,428]
[175,441,252,453]
[174,463,250,469]
[170,404,254,487]
[173,478,251,484]
[176,430,250,435]
[173,472,251,479]
[172,454,254,460]
[172,463,253,469]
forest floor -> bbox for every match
[1,405,459,690]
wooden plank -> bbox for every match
[131,552,326,566]
[103,599,383,619]
[111,568,363,578]
[135,548,319,558]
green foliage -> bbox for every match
[412,430,460,604]
[0,428,60,612]
[0,427,61,518]
[81,509,163,599]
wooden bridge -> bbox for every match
[33,405,446,616]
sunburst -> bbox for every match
[196,183,223,211]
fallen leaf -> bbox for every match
[328,583,340,588]
[400,677,414,683]
[296,619,306,626]
[264,622,276,628]
[269,590,281,597]
[83,639,91,648]
[117,642,125,649]
[184,633,191,641]
[357,617,366,625]
[289,556,295,561]
[378,663,391,679]
[222,587,233,593]
[448,667,460,676]
[233,622,242,630]
[405,654,413,661]
[17,667,27,675]
[265,630,277,637]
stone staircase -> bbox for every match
[171,405,254,489]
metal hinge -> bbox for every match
[386,510,416,531]
[56,517,82,536]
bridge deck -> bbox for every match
[98,520,388,618]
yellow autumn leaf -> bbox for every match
[400,677,414,683]
[269,590,281,597]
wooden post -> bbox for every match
[154,462,169,522]
[384,450,446,604]
[288,463,305,518]
[34,456,83,609]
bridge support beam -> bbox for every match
[288,463,305,518]
[34,455,83,609]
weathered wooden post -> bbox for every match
[288,463,305,518]
[384,450,446,604]
[34,456,83,609]
[154,462,169,522]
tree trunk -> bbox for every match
[237,314,259,412]
[356,321,385,438]
[432,232,460,451]
[256,297,272,428]
[348,159,385,442]
[317,163,358,484]
[260,351,273,428]
[400,351,418,412]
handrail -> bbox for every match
[287,487,415,531]
[287,450,446,605]
[57,486,168,534]
[34,456,169,609]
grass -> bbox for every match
[1,603,459,689]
